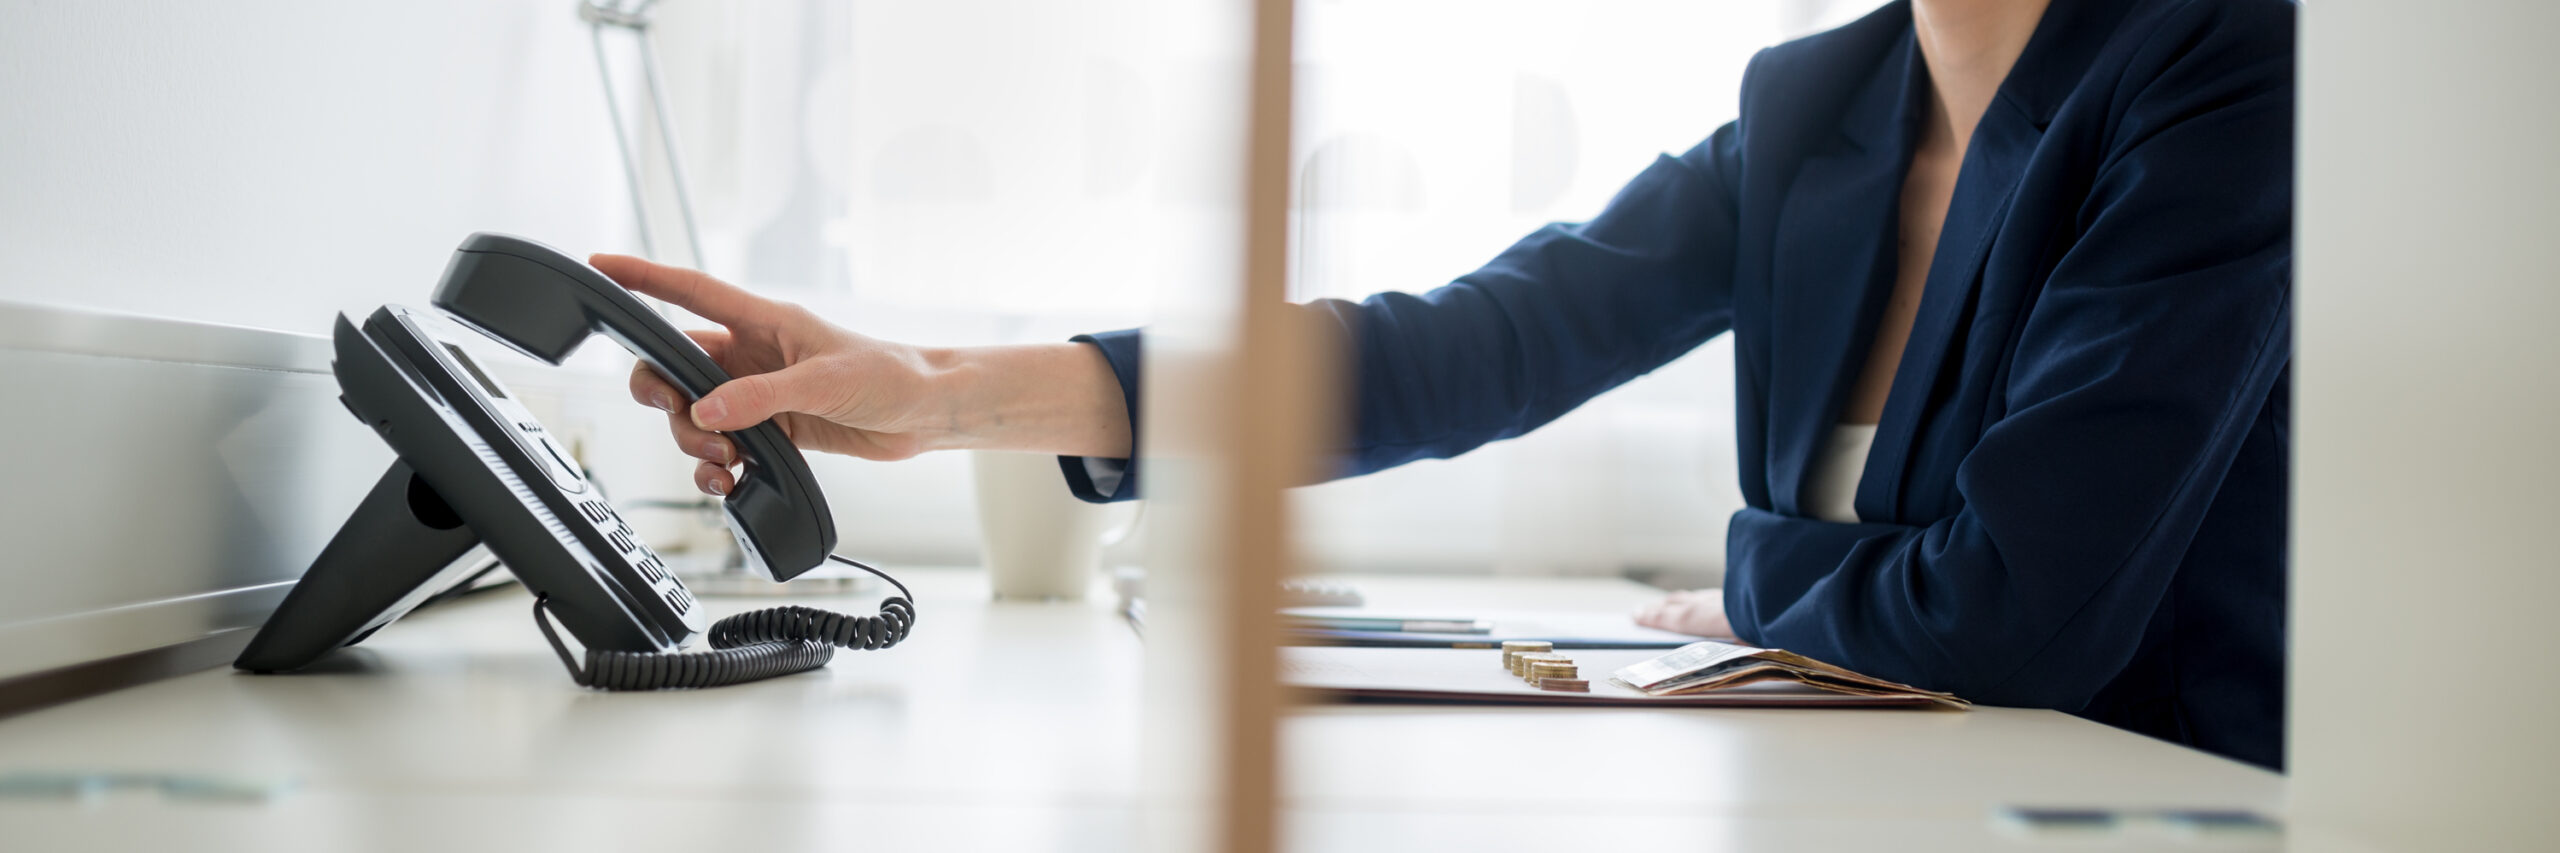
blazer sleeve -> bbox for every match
[1723,19,2295,709]
[1062,123,1746,501]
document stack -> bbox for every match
[1612,641,1971,709]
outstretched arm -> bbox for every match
[600,254,1130,496]
[606,121,1750,502]
[1065,124,1750,501]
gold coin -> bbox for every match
[1501,641,1553,675]
[1515,653,1566,677]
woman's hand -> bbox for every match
[1633,588,1736,638]
[591,254,1131,497]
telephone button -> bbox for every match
[635,555,665,582]
[661,586,692,615]
[536,437,583,483]
[579,501,611,524]
[607,529,634,554]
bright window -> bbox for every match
[652,0,1885,575]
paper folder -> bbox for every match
[1283,646,1964,709]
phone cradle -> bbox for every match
[233,461,483,672]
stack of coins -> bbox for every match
[1496,644,1590,692]
[1515,652,1569,678]
[1499,640,1553,675]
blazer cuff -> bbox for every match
[1722,506,1913,644]
[1058,329,1143,503]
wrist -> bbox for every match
[913,342,1131,458]
[909,344,982,453]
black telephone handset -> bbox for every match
[235,233,912,688]
[432,232,832,582]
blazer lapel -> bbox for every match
[1763,36,1920,516]
[1856,92,2048,522]
[1855,0,2133,521]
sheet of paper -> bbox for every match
[1279,608,1706,648]
[1612,640,1766,689]
[1281,646,1949,708]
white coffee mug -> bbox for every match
[971,450,1140,600]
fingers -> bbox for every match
[682,328,733,361]
[589,253,778,330]
[691,361,827,432]
[630,362,681,414]
[633,363,739,466]
[1634,589,1734,639]
[1634,594,1717,634]
[628,329,734,413]
[665,410,734,466]
[634,361,738,466]
[694,459,737,497]
[659,405,739,497]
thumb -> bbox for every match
[690,363,828,432]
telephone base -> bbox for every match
[233,460,485,673]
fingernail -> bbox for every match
[693,397,727,427]
[704,439,732,465]
[651,391,673,413]
[706,479,728,497]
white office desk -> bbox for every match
[0,569,2288,852]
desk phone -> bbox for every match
[235,233,912,688]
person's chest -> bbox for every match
[1724,30,2101,524]
[1839,137,1962,427]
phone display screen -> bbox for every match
[443,342,507,400]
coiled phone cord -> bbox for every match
[530,554,915,690]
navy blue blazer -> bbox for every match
[1066,0,2294,770]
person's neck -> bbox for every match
[1910,0,2052,152]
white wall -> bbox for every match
[0,2,674,673]
[0,1,631,329]
[0,2,888,566]
[2293,1,2560,848]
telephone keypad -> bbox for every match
[573,496,687,617]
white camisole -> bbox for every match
[1802,423,1877,524]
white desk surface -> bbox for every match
[0,568,2298,852]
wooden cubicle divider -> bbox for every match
[1216,0,1301,850]
[1136,0,1324,851]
